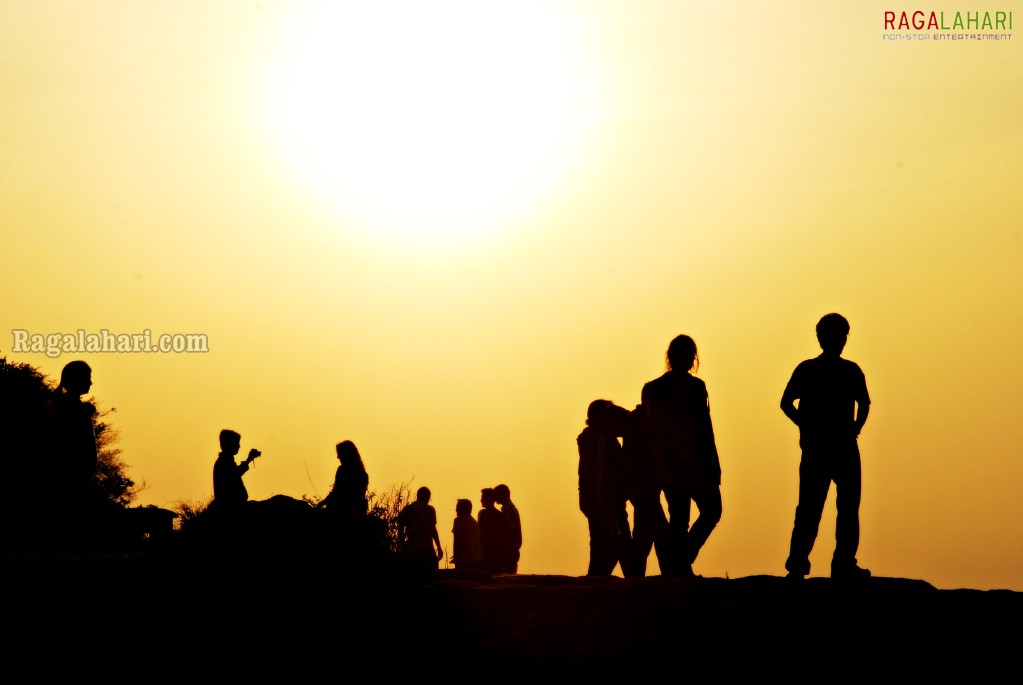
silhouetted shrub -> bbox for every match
[368,479,414,554]
[171,496,214,533]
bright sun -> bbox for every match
[262,1,597,248]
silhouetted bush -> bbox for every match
[368,479,415,554]
[171,496,214,533]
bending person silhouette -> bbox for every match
[782,313,871,581]
[577,399,632,576]
[641,334,722,577]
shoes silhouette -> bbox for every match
[831,564,871,581]
[784,565,871,581]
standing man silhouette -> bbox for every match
[45,360,103,549]
[478,487,509,574]
[493,484,521,574]
[782,313,872,581]
[397,486,444,571]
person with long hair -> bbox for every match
[319,440,369,521]
[47,360,99,505]
[45,360,103,549]
[641,334,722,577]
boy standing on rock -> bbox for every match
[782,313,872,581]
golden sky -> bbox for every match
[3,1,1021,590]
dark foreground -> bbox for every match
[2,550,1019,677]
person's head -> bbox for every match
[416,486,431,503]
[816,313,850,356]
[480,487,496,509]
[494,484,511,504]
[456,498,472,516]
[336,440,362,467]
[219,429,241,454]
[665,335,699,373]
[586,399,614,426]
[586,399,630,436]
[59,360,92,397]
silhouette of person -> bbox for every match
[782,313,872,581]
[478,487,510,574]
[47,361,99,501]
[641,334,722,577]
[210,429,261,513]
[622,403,671,578]
[317,440,369,522]
[449,498,483,570]
[44,360,103,549]
[396,486,443,570]
[577,399,633,576]
[493,483,522,574]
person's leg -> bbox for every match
[626,497,654,577]
[627,491,671,576]
[785,451,830,576]
[612,508,633,576]
[648,499,672,575]
[832,442,864,574]
[587,514,614,576]
[686,484,722,566]
[662,486,694,576]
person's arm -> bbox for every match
[239,448,260,475]
[780,372,801,427]
[853,366,870,438]
[432,526,443,560]
[511,509,523,550]
[701,387,722,483]
[854,400,870,437]
[450,520,459,563]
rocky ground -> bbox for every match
[2,550,1018,677]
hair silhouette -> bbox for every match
[666,335,699,373]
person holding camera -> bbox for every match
[211,428,261,512]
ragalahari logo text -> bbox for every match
[883,10,1013,42]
